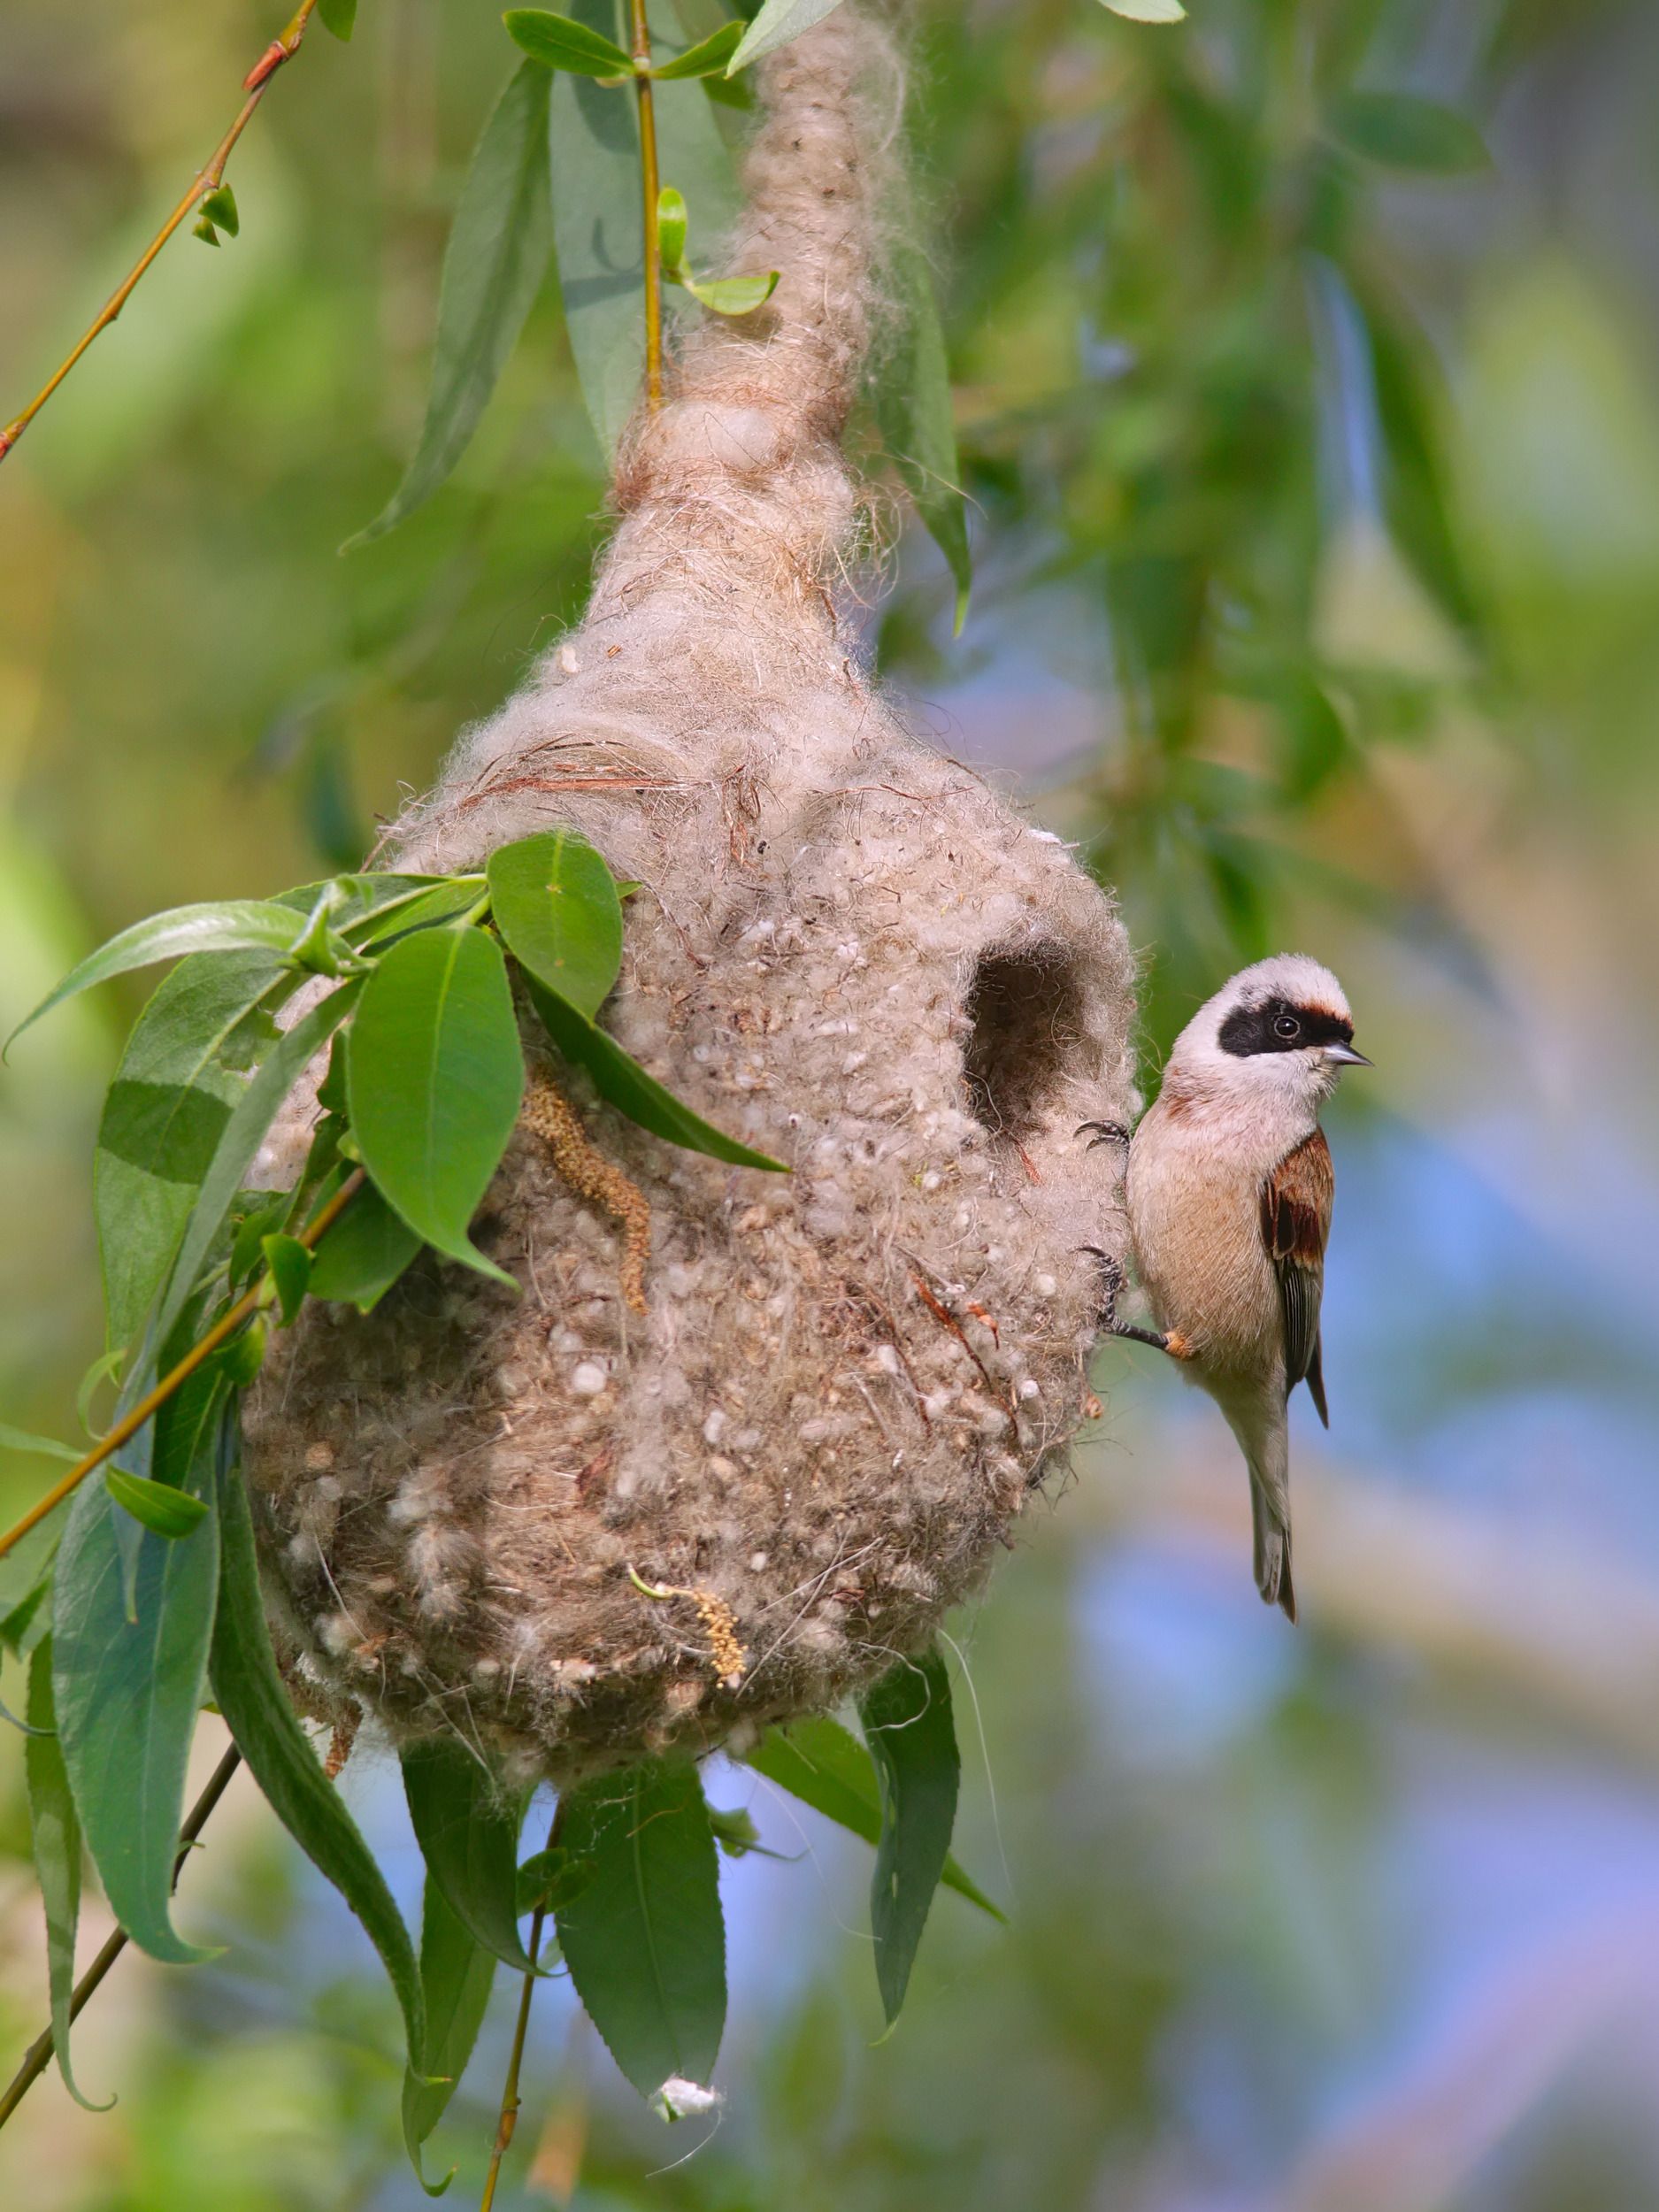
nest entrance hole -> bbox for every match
[961,941,1087,1141]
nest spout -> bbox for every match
[598,4,899,633]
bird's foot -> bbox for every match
[1081,1245,1126,1330]
[1076,1120,1131,1152]
[1082,1248,1194,1360]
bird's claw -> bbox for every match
[1076,1120,1131,1152]
[1079,1245,1126,1329]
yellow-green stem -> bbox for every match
[0,1168,365,1565]
[0,0,319,465]
[631,0,663,410]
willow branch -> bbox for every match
[480,1803,562,2211]
[0,0,322,466]
[631,0,663,411]
[0,1741,243,2131]
[0,1168,365,1565]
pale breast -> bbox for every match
[1125,1110,1280,1373]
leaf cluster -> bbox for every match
[1,823,849,2164]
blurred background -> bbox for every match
[4,0,1659,2205]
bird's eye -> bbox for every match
[1273,1013,1302,1040]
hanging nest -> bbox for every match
[245,3,1137,1786]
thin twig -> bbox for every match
[0,0,321,465]
[631,0,663,411]
[480,1803,563,2211]
[0,1742,243,2131]
[0,1170,365,1565]
[454,775,680,813]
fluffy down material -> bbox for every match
[244,2,1138,1783]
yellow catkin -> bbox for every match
[694,1593,748,1688]
[521,1071,651,1314]
[630,1568,748,1686]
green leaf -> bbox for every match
[1351,275,1480,634]
[503,8,634,74]
[7,902,303,1052]
[0,1423,81,1463]
[51,1377,222,1966]
[318,0,358,37]
[211,1438,426,2070]
[356,879,492,951]
[150,982,360,1360]
[200,184,240,237]
[402,1738,534,1971]
[654,20,743,76]
[107,1296,237,1601]
[193,217,219,247]
[657,185,688,273]
[316,1033,349,1118]
[1,1569,54,1657]
[744,1715,1002,1920]
[229,1194,290,1291]
[549,27,650,454]
[326,873,478,935]
[550,0,739,453]
[878,238,972,635]
[486,828,623,1020]
[94,952,291,1355]
[77,1348,125,1435]
[555,1760,726,2101]
[1327,91,1490,174]
[707,1805,789,1860]
[857,1648,960,2024]
[104,1468,211,1540]
[283,1122,347,1241]
[526,979,785,1171]
[518,1842,593,1915]
[681,269,780,316]
[307,1179,425,1311]
[260,1233,313,1325]
[284,883,357,978]
[26,1640,112,2111]
[345,929,525,1285]
[346,62,554,548]
[209,1314,269,1388]
[402,1878,497,2193]
[1097,0,1186,20]
[726,0,843,73]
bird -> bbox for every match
[1082,955,1370,1623]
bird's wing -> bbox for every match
[1258,1127,1333,1425]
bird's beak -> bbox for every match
[1324,1041,1372,1067]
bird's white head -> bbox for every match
[1165,955,1369,1116]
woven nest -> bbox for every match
[244,4,1137,1786]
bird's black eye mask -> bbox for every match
[1217,995,1354,1056]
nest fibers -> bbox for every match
[245,3,1138,1784]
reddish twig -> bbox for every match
[0,1,322,466]
[454,776,680,813]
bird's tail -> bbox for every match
[1244,1424,1296,1624]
